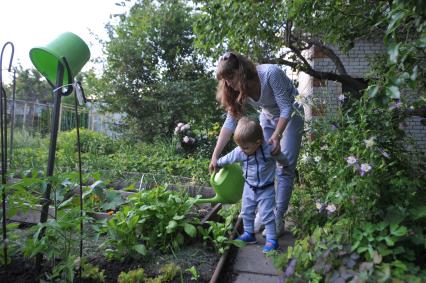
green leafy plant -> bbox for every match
[186,265,200,281]
[23,208,88,282]
[118,268,145,283]
[102,186,198,260]
[198,203,244,254]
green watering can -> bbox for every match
[196,164,245,204]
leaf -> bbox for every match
[166,220,178,233]
[390,224,407,237]
[410,206,426,220]
[387,42,401,64]
[230,239,246,248]
[384,236,394,246]
[386,86,400,99]
[133,244,147,255]
[183,223,197,238]
[101,190,126,210]
[367,85,379,98]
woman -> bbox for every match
[209,52,304,236]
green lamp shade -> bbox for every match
[29,32,90,86]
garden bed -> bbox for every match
[1,180,241,282]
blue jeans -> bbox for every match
[259,106,304,225]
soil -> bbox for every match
[0,204,223,282]
[0,242,220,282]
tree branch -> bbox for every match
[306,38,348,75]
[263,57,368,93]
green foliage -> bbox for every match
[0,223,20,265]
[186,265,200,281]
[81,259,106,282]
[3,66,51,103]
[23,208,88,282]
[193,0,286,60]
[118,268,145,283]
[102,186,197,261]
[100,0,221,141]
[10,129,211,184]
[198,203,243,254]
[282,94,426,281]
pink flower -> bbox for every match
[183,136,190,143]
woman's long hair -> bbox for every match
[216,52,258,118]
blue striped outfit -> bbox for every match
[222,64,304,228]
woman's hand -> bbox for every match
[268,133,281,155]
[209,157,218,174]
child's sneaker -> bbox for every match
[236,231,257,244]
[263,239,279,253]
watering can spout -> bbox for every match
[194,195,222,204]
[195,164,244,204]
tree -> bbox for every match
[193,0,426,117]
[99,0,221,141]
[3,65,52,103]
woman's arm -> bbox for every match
[209,127,233,173]
[269,117,288,155]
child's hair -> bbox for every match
[234,117,264,145]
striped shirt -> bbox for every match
[223,64,298,131]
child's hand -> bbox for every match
[209,157,218,174]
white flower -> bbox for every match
[338,94,346,102]
[181,124,190,131]
[183,136,190,143]
[364,136,376,148]
[301,154,311,163]
[174,126,180,135]
[177,122,184,128]
[315,202,322,210]
[346,155,357,165]
[314,156,321,162]
[320,145,329,150]
[360,163,372,176]
[326,204,336,213]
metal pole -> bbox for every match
[35,62,64,270]
[9,69,16,165]
[0,41,14,278]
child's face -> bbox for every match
[238,140,262,155]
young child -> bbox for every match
[215,117,288,253]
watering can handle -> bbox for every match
[210,169,217,186]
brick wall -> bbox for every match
[308,40,426,155]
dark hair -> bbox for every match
[216,52,258,118]
[233,117,264,145]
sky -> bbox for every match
[0,0,133,76]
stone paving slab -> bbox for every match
[233,273,281,283]
[233,243,279,275]
[232,229,295,281]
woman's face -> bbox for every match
[224,75,240,92]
